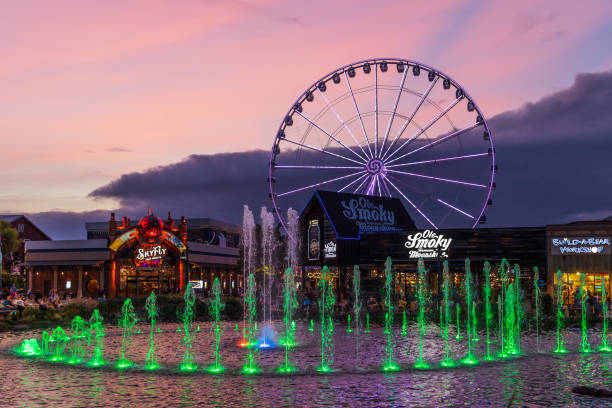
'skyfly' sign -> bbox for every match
[136,245,167,262]
[404,230,452,258]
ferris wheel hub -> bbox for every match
[366,158,387,177]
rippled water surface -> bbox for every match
[2,322,612,407]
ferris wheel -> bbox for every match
[268,58,496,239]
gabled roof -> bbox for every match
[0,214,52,240]
[301,190,416,240]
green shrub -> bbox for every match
[223,297,242,321]
[541,293,554,317]
[60,302,95,321]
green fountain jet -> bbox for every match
[279,267,298,373]
[317,266,335,373]
[414,258,429,369]
[440,260,455,367]
[145,292,159,370]
[88,309,105,367]
[116,298,138,369]
[207,278,225,373]
[461,258,478,365]
[180,282,198,372]
[242,273,259,374]
[553,270,568,353]
[382,257,399,372]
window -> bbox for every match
[17,223,24,233]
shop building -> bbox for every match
[547,218,612,303]
[25,210,240,298]
[300,190,548,300]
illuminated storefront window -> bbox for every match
[554,272,611,304]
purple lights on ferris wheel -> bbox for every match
[268,58,496,239]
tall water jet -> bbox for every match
[317,266,335,373]
[471,300,479,342]
[497,259,509,358]
[533,267,541,353]
[440,260,455,367]
[414,258,429,369]
[579,272,591,353]
[483,261,493,360]
[41,331,50,356]
[241,205,256,338]
[461,258,478,365]
[144,292,159,370]
[382,257,399,371]
[365,312,372,333]
[49,326,67,362]
[455,304,463,340]
[180,283,197,371]
[505,280,518,355]
[553,270,567,353]
[88,309,105,367]
[208,278,225,373]
[67,315,86,364]
[242,273,259,374]
[346,314,353,333]
[279,267,297,373]
[512,263,523,354]
[599,276,611,352]
[117,298,137,369]
[353,265,361,346]
[260,207,276,340]
[401,311,408,337]
[286,207,300,271]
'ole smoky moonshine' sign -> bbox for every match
[307,191,416,240]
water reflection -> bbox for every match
[3,324,612,407]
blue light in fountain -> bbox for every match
[257,323,278,349]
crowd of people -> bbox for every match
[0,285,75,320]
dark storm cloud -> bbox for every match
[31,69,612,238]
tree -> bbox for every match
[0,220,22,256]
[1,220,23,288]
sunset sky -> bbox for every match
[2,0,612,238]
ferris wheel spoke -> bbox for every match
[294,110,368,163]
[386,152,489,169]
[353,174,369,194]
[376,175,383,197]
[277,170,367,198]
[379,67,408,159]
[275,164,363,170]
[320,92,370,160]
[282,137,364,166]
[338,173,369,192]
[374,63,379,158]
[345,71,373,158]
[384,94,461,163]
[381,77,438,161]
[380,176,392,197]
[365,175,377,195]
[386,122,481,165]
[386,168,487,188]
[385,176,438,229]
[436,198,475,219]
[390,175,475,219]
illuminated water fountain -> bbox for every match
[207,278,225,373]
[279,267,297,373]
[317,266,335,373]
[382,257,399,371]
[180,282,197,372]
